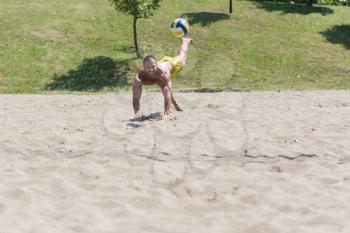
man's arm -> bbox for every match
[133,74,143,116]
[166,79,182,112]
[161,84,172,118]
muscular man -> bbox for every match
[132,38,193,120]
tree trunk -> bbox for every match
[133,16,141,58]
[229,0,233,15]
[307,0,313,6]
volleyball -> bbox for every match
[171,18,190,38]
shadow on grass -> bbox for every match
[321,24,350,49]
[46,56,133,91]
[181,12,230,26]
[255,2,334,15]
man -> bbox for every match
[132,38,193,120]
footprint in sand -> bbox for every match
[151,141,187,186]
[125,127,157,167]
[241,223,280,233]
[148,93,209,138]
[0,203,6,213]
[206,119,246,156]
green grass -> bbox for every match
[0,0,349,93]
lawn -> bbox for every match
[0,0,349,93]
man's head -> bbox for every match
[143,55,157,73]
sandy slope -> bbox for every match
[0,91,350,233]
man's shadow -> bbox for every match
[46,56,134,91]
[127,112,162,128]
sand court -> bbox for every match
[0,91,350,233]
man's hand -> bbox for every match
[162,113,173,121]
[134,111,144,119]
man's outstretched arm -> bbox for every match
[161,84,172,119]
[133,74,143,116]
[166,79,182,112]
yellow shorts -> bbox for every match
[158,56,183,78]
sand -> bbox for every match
[0,91,349,233]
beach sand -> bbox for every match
[0,91,349,233]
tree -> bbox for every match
[229,0,233,16]
[110,0,162,58]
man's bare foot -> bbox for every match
[183,38,194,45]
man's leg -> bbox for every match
[167,38,193,112]
[170,38,193,112]
[132,75,143,116]
[175,38,193,66]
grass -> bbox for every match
[0,0,349,93]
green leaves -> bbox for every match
[110,0,162,18]
[109,0,162,57]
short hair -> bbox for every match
[143,55,156,64]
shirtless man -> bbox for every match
[132,38,193,120]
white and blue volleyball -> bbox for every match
[171,18,190,38]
